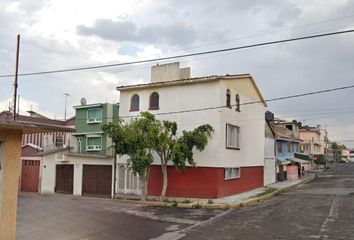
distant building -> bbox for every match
[299,125,331,166]
[270,120,310,181]
[117,62,267,199]
[40,102,119,198]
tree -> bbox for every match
[331,142,342,162]
[144,112,214,201]
[103,112,214,201]
[102,114,158,200]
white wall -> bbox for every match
[118,77,265,169]
[41,152,114,196]
[264,137,276,185]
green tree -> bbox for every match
[331,142,342,162]
[142,112,214,200]
[102,114,158,200]
[103,112,214,201]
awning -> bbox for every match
[277,159,291,165]
[290,158,311,164]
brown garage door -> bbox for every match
[82,165,112,197]
[21,160,40,192]
[55,164,74,194]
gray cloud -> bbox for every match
[77,19,197,47]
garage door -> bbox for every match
[55,164,74,194]
[21,160,40,192]
[82,165,112,197]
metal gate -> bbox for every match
[55,164,74,194]
[82,165,112,197]
[117,164,142,195]
[21,160,40,192]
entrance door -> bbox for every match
[82,165,112,197]
[55,164,74,194]
[21,160,40,192]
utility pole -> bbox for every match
[13,34,20,121]
[64,93,70,120]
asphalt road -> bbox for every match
[16,163,354,240]
[182,163,354,240]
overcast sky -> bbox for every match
[1,0,354,146]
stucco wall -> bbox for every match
[264,137,276,185]
[41,151,114,196]
[118,77,265,169]
[0,129,23,240]
[147,165,263,198]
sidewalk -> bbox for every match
[207,173,316,208]
[114,173,316,209]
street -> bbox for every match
[17,163,354,240]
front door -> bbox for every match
[21,160,40,192]
[55,164,74,194]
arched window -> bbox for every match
[130,94,140,111]
[235,94,240,112]
[226,89,231,108]
[149,92,159,110]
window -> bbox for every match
[287,142,291,152]
[224,168,240,180]
[149,92,159,110]
[56,135,64,147]
[86,136,102,151]
[290,143,294,153]
[235,94,240,112]
[130,94,140,111]
[277,142,282,153]
[226,89,231,108]
[226,124,240,149]
[87,108,102,123]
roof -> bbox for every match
[0,111,75,127]
[116,74,267,107]
[0,120,76,134]
[290,158,311,164]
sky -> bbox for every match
[0,0,354,146]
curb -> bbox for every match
[112,174,317,209]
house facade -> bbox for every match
[271,120,308,181]
[299,126,330,167]
[41,102,119,198]
[116,62,266,199]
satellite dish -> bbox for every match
[80,97,87,106]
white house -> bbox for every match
[116,62,267,199]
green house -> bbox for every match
[73,103,119,156]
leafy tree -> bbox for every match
[102,115,158,200]
[103,112,214,201]
[143,112,214,200]
[331,142,342,162]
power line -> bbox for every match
[242,84,354,106]
[1,29,354,78]
[47,82,354,121]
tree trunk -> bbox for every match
[160,162,168,201]
[141,166,150,201]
